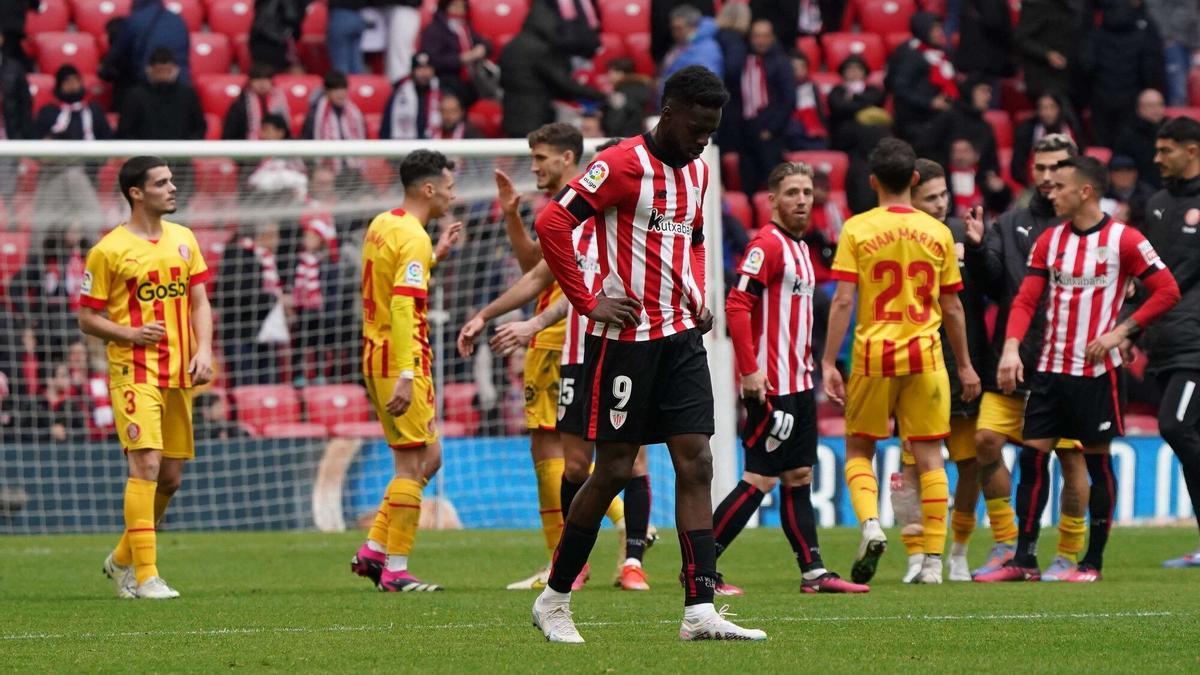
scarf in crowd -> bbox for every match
[241,236,281,295]
[950,165,982,217]
[50,101,94,140]
[741,55,769,119]
[557,0,599,28]
[293,252,323,311]
[388,75,441,139]
[797,0,822,35]
[446,16,475,80]
[843,79,866,96]
[314,96,366,172]
[433,121,465,139]
[245,88,291,140]
[793,81,826,136]
[912,39,958,100]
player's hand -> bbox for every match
[958,364,981,402]
[964,206,985,245]
[457,314,486,357]
[494,169,520,215]
[435,220,463,261]
[586,294,642,328]
[129,321,166,346]
[997,348,1023,395]
[696,307,714,334]
[985,171,1007,194]
[1047,50,1068,69]
[387,377,414,417]
[1125,279,1137,299]
[490,319,538,356]
[1119,337,1136,364]
[189,347,214,386]
[821,361,845,406]
[741,370,769,403]
[1085,330,1125,365]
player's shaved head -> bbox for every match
[119,156,169,207]
[868,138,917,194]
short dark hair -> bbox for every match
[261,112,291,138]
[789,50,809,67]
[662,65,729,110]
[608,57,635,74]
[148,46,175,66]
[868,138,917,193]
[248,61,276,81]
[119,156,168,207]
[914,158,945,187]
[1032,132,1078,156]
[1158,116,1200,145]
[399,150,455,190]
[323,70,348,91]
[1059,155,1109,195]
[767,161,813,193]
[528,122,583,163]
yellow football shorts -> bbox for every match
[846,370,950,442]
[524,347,561,431]
[977,391,1078,450]
[112,383,195,459]
[902,416,978,465]
[366,375,438,449]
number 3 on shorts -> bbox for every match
[123,390,136,414]
[612,375,632,410]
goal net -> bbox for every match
[0,139,736,535]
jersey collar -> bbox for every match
[1069,213,1110,236]
[641,132,690,169]
[767,220,804,242]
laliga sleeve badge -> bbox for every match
[741,247,765,275]
[579,160,610,193]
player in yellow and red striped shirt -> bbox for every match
[80,156,214,600]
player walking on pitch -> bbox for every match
[83,156,214,599]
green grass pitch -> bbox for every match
[2,527,1198,672]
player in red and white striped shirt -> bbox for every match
[988,156,1180,583]
[713,162,867,596]
[530,66,765,643]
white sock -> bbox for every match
[907,553,925,567]
[623,558,642,569]
[684,602,716,622]
[385,555,408,572]
[539,587,571,605]
[951,542,969,557]
[366,540,386,554]
[802,567,828,581]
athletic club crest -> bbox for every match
[127,422,141,441]
[609,409,628,430]
[179,245,191,261]
[557,405,566,421]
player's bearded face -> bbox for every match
[530,145,568,191]
[773,174,813,234]
[1154,140,1192,179]
[1033,150,1070,196]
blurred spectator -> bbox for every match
[808,171,849,271]
[249,0,309,73]
[36,66,113,141]
[247,114,309,197]
[13,223,90,360]
[327,0,370,75]
[1102,154,1155,226]
[651,0,716,65]
[0,1,35,67]
[1114,88,1167,189]
[433,92,480,138]
[548,0,603,57]
[601,58,652,138]
[303,71,367,176]
[785,51,827,151]
[381,52,441,140]
[827,55,886,153]
[947,136,1010,217]
[579,111,604,138]
[886,12,957,142]
[498,7,604,138]
[224,63,292,140]
[290,214,339,386]
[1145,0,1200,107]
[1014,0,1080,103]
[419,0,492,106]
[1011,91,1083,185]
[66,339,114,441]
[100,0,192,109]
[714,1,750,155]
[118,47,206,140]
[40,363,89,443]
[954,0,1015,85]
[193,392,250,440]
[749,0,840,51]
[661,6,723,85]
[0,33,32,140]
[373,1,421,83]
[217,221,284,388]
[720,198,750,291]
[32,67,109,235]
[846,122,892,213]
[1083,0,1166,147]
[919,77,999,176]
[738,20,794,193]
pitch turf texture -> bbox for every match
[3,528,1198,672]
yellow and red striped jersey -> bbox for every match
[360,208,433,378]
[528,283,566,350]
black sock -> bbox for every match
[548,521,599,593]
[712,480,764,558]
[1014,446,1051,567]
[679,529,718,607]
[560,477,584,521]
[781,484,824,573]
[1082,454,1116,570]
[623,475,651,562]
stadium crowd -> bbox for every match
[0,0,1199,442]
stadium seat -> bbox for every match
[301,384,372,428]
[816,416,845,437]
[300,0,327,36]
[795,36,820,69]
[364,112,382,139]
[274,73,321,117]
[166,0,205,31]
[193,157,239,195]
[785,150,849,191]
[592,32,627,73]
[442,382,480,436]
[751,190,772,230]
[232,32,252,72]
[192,227,233,268]
[204,112,221,139]
[232,385,301,432]
[347,74,390,116]
[984,109,1013,150]
[298,35,330,74]
[723,191,752,230]
[997,147,1023,192]
[71,0,131,39]
[207,0,255,40]
[623,32,654,76]
[1125,414,1159,436]
[0,231,30,288]
[469,0,528,43]
[883,31,911,55]
[418,0,438,29]
[27,73,55,112]
[721,152,741,192]
[195,73,245,117]
[361,158,395,193]
[81,73,113,110]
[1084,146,1112,165]
[999,76,1031,117]
[260,422,329,438]
[25,0,71,35]
[34,33,100,76]
[467,98,502,138]
[94,157,124,204]
[598,0,649,36]
[331,421,384,439]
[858,0,915,37]
[189,32,232,75]
[820,32,885,72]
[1166,106,1200,121]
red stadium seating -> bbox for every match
[166,0,205,31]
[260,422,329,438]
[467,98,502,138]
[232,385,300,432]
[301,384,372,428]
[723,191,752,230]
[81,73,113,110]
[34,33,100,76]
[598,0,649,36]
[623,32,654,76]
[94,157,123,204]
[721,152,741,192]
[189,32,232,75]
[195,73,245,117]
[298,35,330,75]
[443,382,480,436]
[592,32,627,73]
[25,0,71,35]
[795,36,820,69]
[858,0,916,37]
[301,0,327,36]
[364,112,382,139]
[751,190,772,230]
[347,74,390,116]
[192,227,233,269]
[361,158,395,193]
[785,150,849,191]
[193,157,239,195]
[419,0,438,28]
[1125,414,1159,436]
[207,0,255,39]
[1166,106,1200,122]
[1084,146,1112,165]
[27,73,55,112]
[984,109,1013,150]
[820,32,886,72]
[884,31,911,55]
[274,73,321,117]
[816,416,845,437]
[331,421,385,438]
[997,147,1023,192]
[470,0,529,43]
[71,0,131,39]
[204,112,221,139]
[0,231,30,288]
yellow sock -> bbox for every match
[114,490,175,566]
[1057,515,1087,562]
[386,478,423,556]
[919,469,950,556]
[986,497,1018,545]
[844,457,880,522]
[606,495,626,526]
[124,478,158,584]
[534,458,565,553]
[951,509,976,546]
[367,488,392,548]
[901,530,925,555]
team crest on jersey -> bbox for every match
[765,437,782,453]
[1095,246,1109,260]
[741,247,765,275]
[126,422,140,441]
[579,160,610,193]
[609,409,628,430]
[557,405,566,421]
[179,244,191,261]
[81,271,93,294]
[405,261,424,286]
[1136,240,1161,266]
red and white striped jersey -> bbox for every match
[561,217,601,366]
[726,223,817,395]
[541,133,709,342]
[1029,216,1166,376]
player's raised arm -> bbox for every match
[495,169,542,273]
[458,262,557,356]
